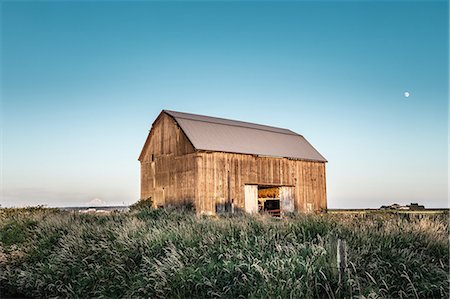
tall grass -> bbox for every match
[0,207,448,298]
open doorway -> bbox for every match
[258,186,281,217]
[244,185,295,216]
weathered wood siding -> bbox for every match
[195,152,326,214]
[140,113,196,206]
[140,113,194,159]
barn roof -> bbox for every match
[163,110,327,162]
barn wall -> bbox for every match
[140,113,194,160]
[195,152,326,214]
[141,154,197,207]
[140,113,196,205]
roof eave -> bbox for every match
[195,149,327,163]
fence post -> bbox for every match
[337,239,348,288]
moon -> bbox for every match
[404,91,410,98]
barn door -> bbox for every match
[244,185,258,214]
[280,186,295,213]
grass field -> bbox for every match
[0,207,448,298]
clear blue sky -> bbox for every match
[1,0,448,208]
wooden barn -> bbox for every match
[139,110,327,215]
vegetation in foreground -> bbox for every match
[0,206,448,298]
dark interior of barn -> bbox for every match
[258,186,280,217]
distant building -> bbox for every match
[139,110,327,215]
[407,203,425,211]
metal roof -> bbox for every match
[163,110,327,162]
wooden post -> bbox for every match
[227,170,231,213]
[337,239,348,287]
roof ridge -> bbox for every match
[174,115,301,137]
[163,110,301,137]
